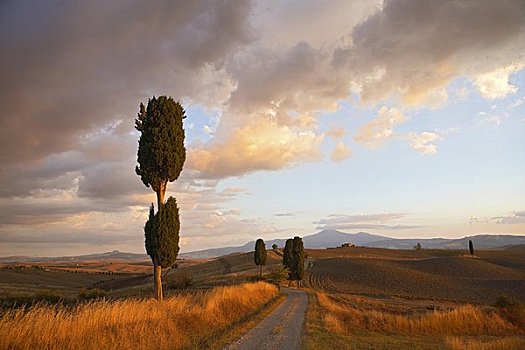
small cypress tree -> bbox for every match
[283,238,294,281]
[293,236,305,287]
[254,238,267,277]
[144,204,156,258]
[272,243,278,250]
[144,197,180,300]
[415,242,422,250]
[469,240,474,255]
[155,197,180,268]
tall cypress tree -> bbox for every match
[469,240,474,255]
[135,96,186,300]
[254,238,267,277]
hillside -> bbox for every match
[0,250,148,264]
[305,246,525,303]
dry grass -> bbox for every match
[0,282,278,350]
[446,337,525,350]
[317,292,521,336]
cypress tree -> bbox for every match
[143,198,180,300]
[144,203,156,258]
[135,96,186,300]
[469,240,474,255]
[135,96,186,209]
[293,236,305,287]
[254,239,267,277]
[283,238,294,280]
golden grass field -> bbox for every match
[0,282,278,350]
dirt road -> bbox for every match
[224,288,307,350]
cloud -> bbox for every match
[188,119,324,178]
[317,223,420,231]
[331,142,352,162]
[406,132,441,155]
[491,210,525,224]
[333,0,525,105]
[1,0,525,255]
[0,0,253,167]
[274,213,295,217]
[325,126,347,139]
[479,116,502,126]
[315,213,420,230]
[509,96,525,108]
[474,64,522,100]
[354,106,406,147]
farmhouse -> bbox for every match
[341,243,355,248]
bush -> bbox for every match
[167,273,193,290]
[78,288,107,301]
[495,295,525,329]
[267,266,289,290]
[35,290,62,304]
[247,274,266,282]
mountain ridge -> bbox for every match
[179,230,525,258]
[2,231,524,262]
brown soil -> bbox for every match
[305,252,525,304]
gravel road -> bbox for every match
[224,288,307,350]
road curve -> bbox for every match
[224,288,308,350]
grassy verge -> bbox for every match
[0,282,278,350]
[303,291,438,350]
[304,291,525,350]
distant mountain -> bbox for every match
[368,235,525,250]
[3,233,524,262]
[180,230,391,258]
[303,230,388,248]
[181,230,525,258]
[0,250,148,264]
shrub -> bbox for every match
[78,288,107,301]
[247,274,266,282]
[167,273,193,290]
[35,290,62,304]
[495,295,525,329]
[267,266,289,290]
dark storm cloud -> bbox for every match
[0,196,137,225]
[0,0,253,167]
[0,231,140,245]
[333,0,525,104]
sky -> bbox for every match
[0,0,524,257]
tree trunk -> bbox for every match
[259,265,262,278]
[157,181,167,209]
[154,263,163,301]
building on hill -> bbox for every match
[341,243,355,248]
